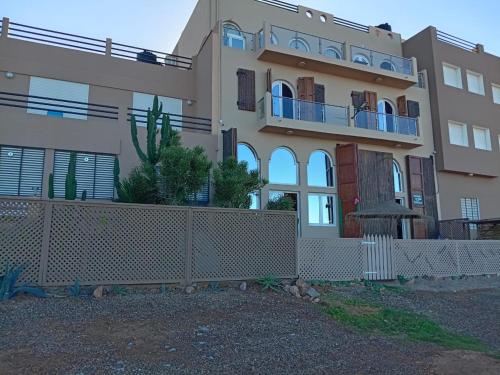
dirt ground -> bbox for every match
[1,280,499,375]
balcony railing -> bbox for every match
[267,25,345,60]
[111,42,192,69]
[350,45,413,75]
[271,96,349,127]
[353,110,418,136]
[0,91,119,120]
[222,26,255,52]
[127,108,211,133]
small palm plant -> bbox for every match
[257,275,281,292]
[0,264,46,301]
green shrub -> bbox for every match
[266,195,294,211]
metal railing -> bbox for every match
[254,0,298,12]
[0,91,119,120]
[353,110,418,136]
[222,26,256,52]
[350,45,413,75]
[271,95,349,127]
[127,108,211,133]
[333,17,369,33]
[270,25,345,60]
[436,30,478,52]
[111,42,192,69]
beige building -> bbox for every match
[404,27,500,222]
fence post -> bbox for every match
[184,208,193,286]
[1,17,10,38]
[38,201,53,285]
[455,241,461,276]
[105,38,112,56]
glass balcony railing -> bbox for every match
[350,45,413,75]
[353,110,418,136]
[267,25,345,61]
[222,26,255,52]
[271,96,349,127]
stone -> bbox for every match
[289,285,301,298]
[93,286,104,299]
[283,285,291,293]
[239,282,247,291]
[168,348,177,353]
[114,361,125,372]
[302,295,311,302]
[185,286,195,294]
[306,287,320,299]
[312,297,320,303]
[295,278,310,296]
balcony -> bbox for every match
[257,24,418,89]
[258,93,422,148]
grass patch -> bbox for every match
[324,294,490,353]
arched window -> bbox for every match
[223,22,245,50]
[324,46,342,60]
[269,147,297,185]
[377,99,395,132]
[393,160,403,193]
[289,37,310,53]
[272,80,295,119]
[380,60,396,71]
[307,150,334,187]
[238,143,260,209]
[353,54,370,65]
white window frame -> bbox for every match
[442,62,463,89]
[466,70,485,95]
[308,193,336,227]
[492,84,500,104]
[472,126,492,151]
[448,120,468,147]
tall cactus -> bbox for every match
[130,95,180,166]
[65,152,77,200]
[48,173,55,199]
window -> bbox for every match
[237,143,260,209]
[308,194,336,226]
[492,84,500,104]
[307,150,334,187]
[353,54,370,65]
[448,121,468,147]
[324,46,342,60]
[380,60,396,71]
[272,81,295,119]
[442,63,462,89]
[289,37,310,53]
[28,76,89,120]
[269,147,297,185]
[466,70,485,95]
[472,126,491,150]
[132,92,183,131]
[222,22,245,50]
[377,100,395,132]
[393,160,403,193]
[269,191,299,212]
[0,146,44,197]
[53,151,115,200]
[461,198,480,220]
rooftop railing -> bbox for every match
[353,110,418,137]
[269,25,345,60]
[271,95,349,127]
[350,45,413,75]
[127,108,212,133]
[1,17,193,70]
[0,91,119,120]
[254,0,298,12]
[436,30,479,52]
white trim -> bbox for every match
[442,62,463,89]
[472,125,492,151]
[466,70,485,95]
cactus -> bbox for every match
[130,95,180,165]
[48,173,55,199]
[65,152,77,200]
[81,190,87,201]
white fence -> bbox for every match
[299,236,500,281]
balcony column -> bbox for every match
[344,41,351,63]
[1,17,10,38]
[262,21,270,50]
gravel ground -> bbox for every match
[1,281,499,374]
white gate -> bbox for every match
[362,235,396,280]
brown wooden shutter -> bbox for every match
[298,77,315,121]
[237,68,255,112]
[336,143,361,238]
[397,95,407,116]
[222,128,237,161]
[266,68,272,93]
[351,91,365,109]
[314,84,325,122]
[407,100,420,118]
[406,156,427,239]
[363,91,377,111]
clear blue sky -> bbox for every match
[3,0,499,56]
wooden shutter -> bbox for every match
[298,77,315,121]
[406,156,427,239]
[422,157,438,238]
[397,95,407,116]
[266,68,272,93]
[314,84,325,122]
[222,128,237,161]
[336,143,361,238]
[351,91,365,109]
[407,100,420,118]
[237,69,255,111]
[363,91,377,129]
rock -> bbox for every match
[306,287,320,299]
[289,285,301,298]
[114,361,125,372]
[93,286,104,299]
[197,325,210,333]
[295,278,310,296]
[283,285,291,293]
[302,295,311,302]
[312,297,320,303]
[239,282,247,291]
[185,286,195,294]
[168,347,177,353]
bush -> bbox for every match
[115,163,158,204]
[266,195,295,211]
